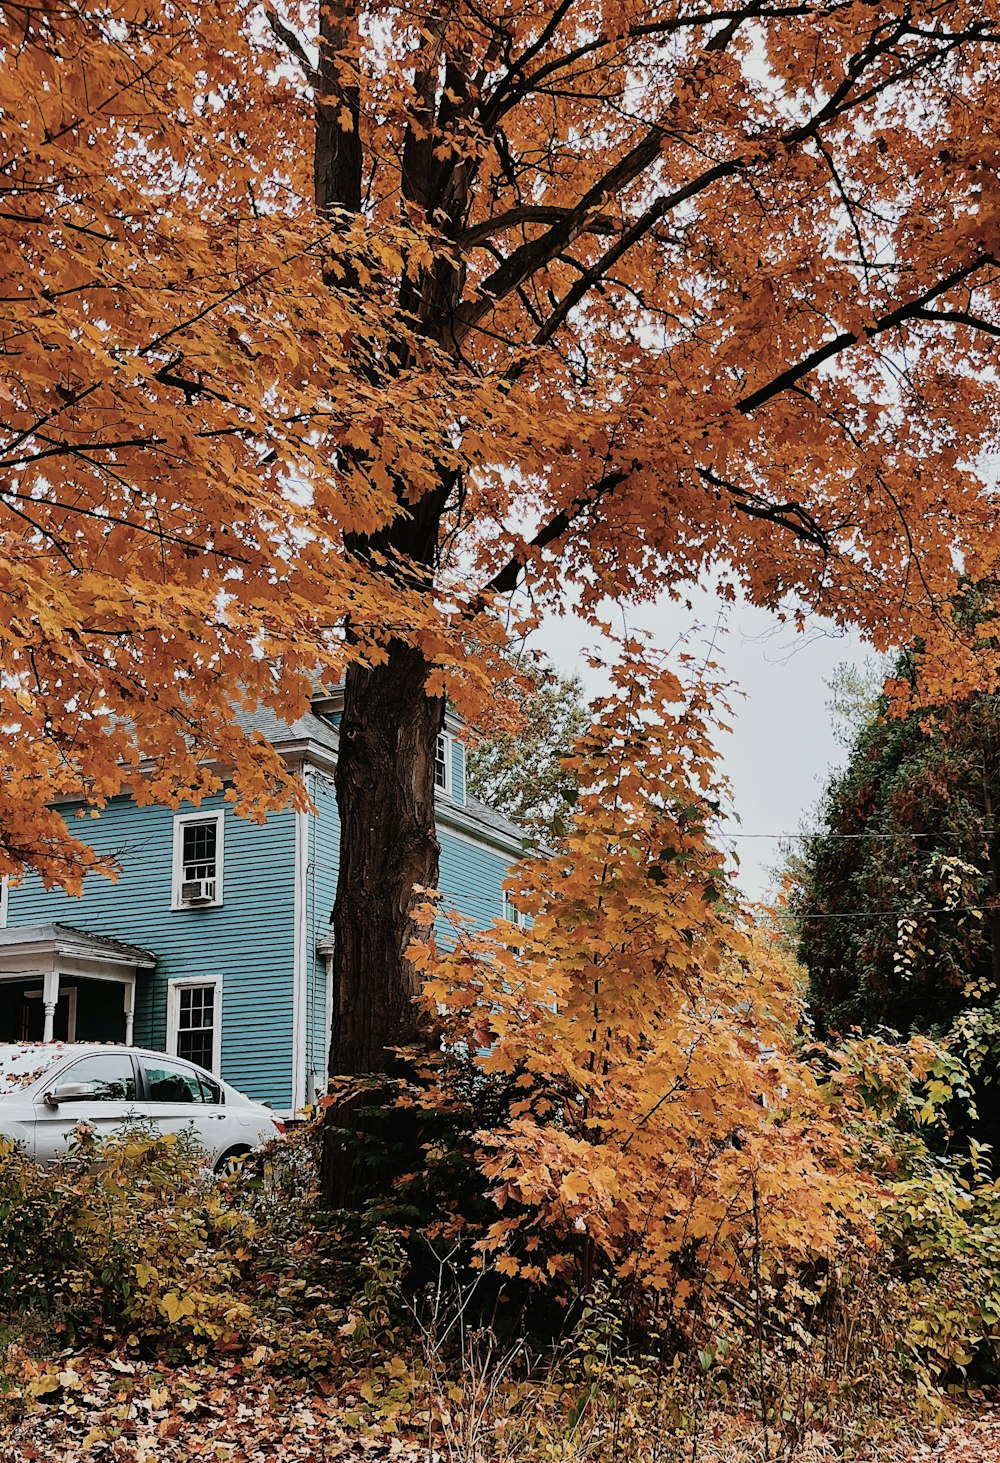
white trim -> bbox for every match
[123,981,135,1046]
[166,974,222,1074]
[434,732,453,796]
[42,968,60,1042]
[0,878,7,929]
[502,896,529,929]
[435,812,525,860]
[170,810,225,910]
[291,802,309,1112]
[324,951,334,1070]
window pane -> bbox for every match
[175,986,215,1071]
[59,1053,136,1102]
[434,736,448,789]
[177,1027,214,1070]
[140,1057,205,1104]
[181,820,217,880]
[198,1073,223,1104]
[178,985,213,1030]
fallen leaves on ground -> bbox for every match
[6,1351,1000,1462]
[0,1353,433,1463]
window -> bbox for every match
[182,821,216,881]
[139,1055,208,1104]
[167,977,222,1074]
[434,733,452,793]
[171,811,224,908]
[503,897,528,928]
[57,1052,136,1102]
[175,984,215,1069]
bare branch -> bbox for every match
[263,6,319,89]
[458,206,617,248]
[913,307,1000,338]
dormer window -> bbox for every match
[434,733,452,794]
[171,811,224,909]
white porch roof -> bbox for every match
[0,924,156,984]
[0,926,156,1044]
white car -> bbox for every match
[0,1042,285,1171]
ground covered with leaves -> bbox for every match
[2,1352,1000,1463]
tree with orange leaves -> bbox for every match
[4,1,1000,1202]
[412,651,872,1301]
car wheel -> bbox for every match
[214,1145,253,1177]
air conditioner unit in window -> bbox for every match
[180,878,216,905]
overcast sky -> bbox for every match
[535,584,869,902]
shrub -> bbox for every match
[0,1124,257,1357]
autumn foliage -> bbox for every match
[8,0,1000,1218]
[413,651,873,1304]
[5,0,1000,888]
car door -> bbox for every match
[134,1054,227,1163]
[31,1050,141,1163]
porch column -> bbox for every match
[42,968,60,1043]
[123,979,135,1046]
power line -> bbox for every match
[715,829,997,841]
[796,903,997,922]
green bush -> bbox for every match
[0,1125,257,1357]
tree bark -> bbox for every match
[983,734,1000,994]
[321,641,444,1206]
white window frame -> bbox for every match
[171,810,224,910]
[166,975,223,1075]
[434,732,453,795]
[502,897,529,929]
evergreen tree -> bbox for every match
[797,653,1000,1036]
[795,633,1000,1147]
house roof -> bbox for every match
[0,924,156,969]
[235,697,529,854]
[232,700,340,765]
[447,793,528,851]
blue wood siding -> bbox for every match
[438,823,510,936]
[450,739,466,804]
[4,759,517,1114]
[305,769,339,1101]
[5,792,298,1109]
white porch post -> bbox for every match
[42,968,60,1043]
[123,979,135,1046]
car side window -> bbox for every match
[198,1073,223,1105]
[139,1057,205,1104]
[55,1053,136,1102]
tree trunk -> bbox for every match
[983,736,1000,993]
[321,640,444,1206]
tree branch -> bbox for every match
[695,466,831,551]
[263,6,320,89]
[913,306,1000,338]
[736,253,996,415]
[458,205,617,248]
[472,253,997,603]
[472,468,629,604]
[452,126,668,344]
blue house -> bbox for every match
[0,692,525,1114]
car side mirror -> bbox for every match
[44,1082,95,1106]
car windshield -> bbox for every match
[0,1044,64,1094]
